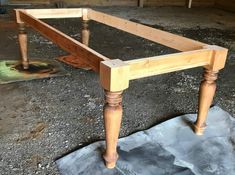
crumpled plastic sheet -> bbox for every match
[56,106,235,175]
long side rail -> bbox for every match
[24,8,83,19]
[88,9,207,52]
[126,48,213,80]
[16,9,109,72]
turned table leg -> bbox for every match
[18,23,29,70]
[56,19,91,69]
[80,19,91,69]
[81,19,90,46]
[103,90,123,169]
[100,59,129,168]
[194,69,218,135]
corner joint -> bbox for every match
[100,59,130,92]
[203,45,228,71]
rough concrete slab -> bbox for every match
[56,106,235,175]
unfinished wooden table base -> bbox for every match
[15,8,228,169]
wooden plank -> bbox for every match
[16,10,109,72]
[144,0,214,7]
[192,0,215,6]
[126,49,212,80]
[9,0,50,4]
[24,8,83,19]
[58,0,137,6]
[88,9,206,51]
[145,0,185,6]
[9,0,215,6]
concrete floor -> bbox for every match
[0,6,235,175]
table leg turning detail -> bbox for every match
[103,91,123,168]
[194,68,218,135]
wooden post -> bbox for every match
[194,69,218,135]
[188,0,192,8]
[81,19,90,46]
[18,23,29,69]
[139,0,144,7]
[81,8,89,46]
[103,90,123,168]
[78,19,91,69]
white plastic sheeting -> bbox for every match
[56,106,235,175]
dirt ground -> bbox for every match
[0,5,235,175]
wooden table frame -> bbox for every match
[15,8,228,169]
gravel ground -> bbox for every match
[0,6,235,175]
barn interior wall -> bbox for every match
[6,0,235,12]
[215,0,235,13]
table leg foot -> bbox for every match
[194,122,206,135]
[103,153,118,169]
